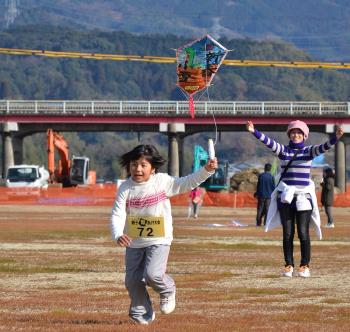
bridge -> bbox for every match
[1,100,350,191]
[1,100,350,123]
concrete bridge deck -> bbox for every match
[1,100,349,191]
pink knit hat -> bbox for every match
[287,120,309,140]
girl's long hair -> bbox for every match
[120,144,166,176]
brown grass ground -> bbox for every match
[0,205,349,331]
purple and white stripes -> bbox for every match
[253,129,337,187]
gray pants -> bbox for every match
[125,244,175,319]
[324,205,334,225]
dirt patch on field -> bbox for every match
[0,205,349,331]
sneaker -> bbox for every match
[160,291,176,314]
[130,312,155,325]
[325,223,335,228]
[282,265,294,277]
[298,265,311,278]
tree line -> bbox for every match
[0,26,349,179]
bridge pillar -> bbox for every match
[335,138,346,192]
[161,123,185,177]
[341,136,350,192]
[178,136,185,177]
[12,135,24,164]
[168,132,179,177]
[1,122,18,178]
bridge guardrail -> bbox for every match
[1,100,349,117]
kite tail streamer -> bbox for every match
[189,95,195,118]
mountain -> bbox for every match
[0,26,349,179]
[1,26,349,102]
[0,0,349,61]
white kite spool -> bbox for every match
[208,139,215,159]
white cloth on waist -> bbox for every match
[265,180,322,240]
[278,181,312,211]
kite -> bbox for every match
[176,34,228,118]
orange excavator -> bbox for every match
[47,129,96,187]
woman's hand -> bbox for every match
[205,157,218,172]
[117,234,132,247]
[336,126,344,140]
[246,120,254,133]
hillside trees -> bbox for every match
[0,26,349,178]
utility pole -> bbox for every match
[5,0,20,28]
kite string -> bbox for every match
[204,86,218,145]
[203,44,218,146]
[202,44,218,145]
[190,84,218,145]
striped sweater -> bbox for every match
[253,129,338,187]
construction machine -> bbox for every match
[47,129,96,187]
[193,145,229,192]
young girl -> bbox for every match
[246,120,343,278]
[189,187,204,219]
[110,144,217,325]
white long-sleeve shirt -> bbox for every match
[110,167,214,248]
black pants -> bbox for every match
[279,203,312,267]
[192,202,199,216]
[256,198,271,226]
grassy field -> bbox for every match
[0,205,349,331]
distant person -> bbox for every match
[321,167,335,228]
[110,144,217,325]
[189,187,204,219]
[246,119,343,278]
[255,163,275,226]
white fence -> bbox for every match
[0,100,349,117]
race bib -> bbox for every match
[127,215,165,238]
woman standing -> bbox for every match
[321,167,335,228]
[246,120,343,278]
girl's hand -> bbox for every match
[117,234,132,247]
[336,126,344,140]
[205,157,218,172]
[246,120,254,133]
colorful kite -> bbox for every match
[176,35,228,118]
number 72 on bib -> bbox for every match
[127,216,165,238]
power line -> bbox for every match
[0,46,349,70]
